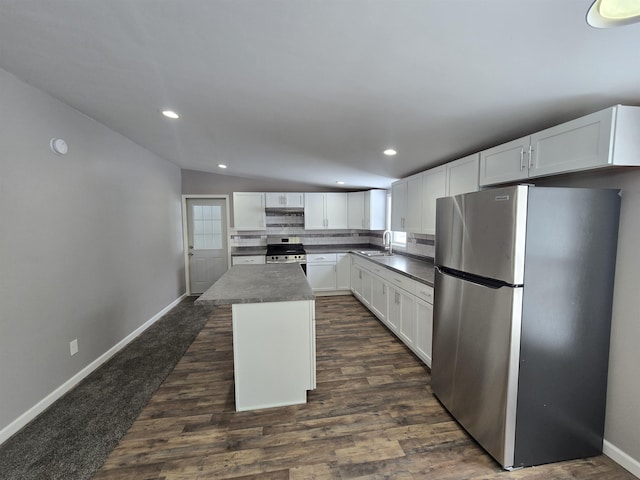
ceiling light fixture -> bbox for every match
[383,148,397,156]
[587,0,640,27]
[336,181,345,185]
[162,110,180,119]
[218,164,227,169]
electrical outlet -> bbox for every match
[70,339,78,356]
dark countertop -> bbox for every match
[304,244,371,254]
[195,264,314,306]
[230,244,435,286]
[351,251,435,287]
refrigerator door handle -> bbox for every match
[437,266,519,289]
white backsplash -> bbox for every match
[231,226,434,260]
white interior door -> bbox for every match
[187,198,229,294]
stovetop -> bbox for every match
[266,236,306,255]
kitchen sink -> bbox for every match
[356,250,393,257]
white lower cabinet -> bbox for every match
[350,254,433,367]
[307,263,337,292]
[370,274,387,322]
[351,262,363,299]
[387,285,405,334]
[415,298,433,367]
[361,269,373,307]
[308,253,352,293]
[336,253,351,290]
[392,286,416,348]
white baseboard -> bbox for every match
[604,440,640,479]
[0,293,188,446]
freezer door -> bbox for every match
[432,268,523,468]
[435,185,527,285]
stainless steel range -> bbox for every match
[265,236,307,274]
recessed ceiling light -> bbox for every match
[383,148,397,156]
[218,164,227,169]
[336,181,345,185]
[162,110,180,119]
[587,0,640,27]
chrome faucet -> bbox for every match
[383,230,393,255]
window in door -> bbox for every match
[192,204,223,249]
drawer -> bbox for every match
[232,255,266,266]
[307,253,337,263]
[367,263,386,277]
[351,254,368,268]
[415,283,434,304]
[385,270,417,295]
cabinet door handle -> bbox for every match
[382,284,386,294]
[520,148,526,171]
[528,145,534,169]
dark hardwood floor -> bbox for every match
[95,296,635,480]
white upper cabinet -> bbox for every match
[421,166,447,236]
[479,136,530,187]
[479,105,640,187]
[265,192,304,208]
[446,153,480,197]
[391,180,407,231]
[347,191,365,229]
[349,189,387,230]
[421,153,479,235]
[364,189,387,230]
[233,192,265,230]
[304,193,326,229]
[326,193,348,229]
[304,193,348,230]
[530,108,613,177]
[405,176,422,233]
[391,174,422,233]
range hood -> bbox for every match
[265,207,304,214]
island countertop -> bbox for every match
[195,263,315,306]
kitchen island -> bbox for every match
[195,264,316,411]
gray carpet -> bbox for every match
[0,296,212,480]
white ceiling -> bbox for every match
[1,0,640,189]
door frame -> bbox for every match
[181,194,231,295]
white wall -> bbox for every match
[0,68,185,439]
[536,168,640,476]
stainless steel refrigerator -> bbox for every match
[432,185,620,469]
